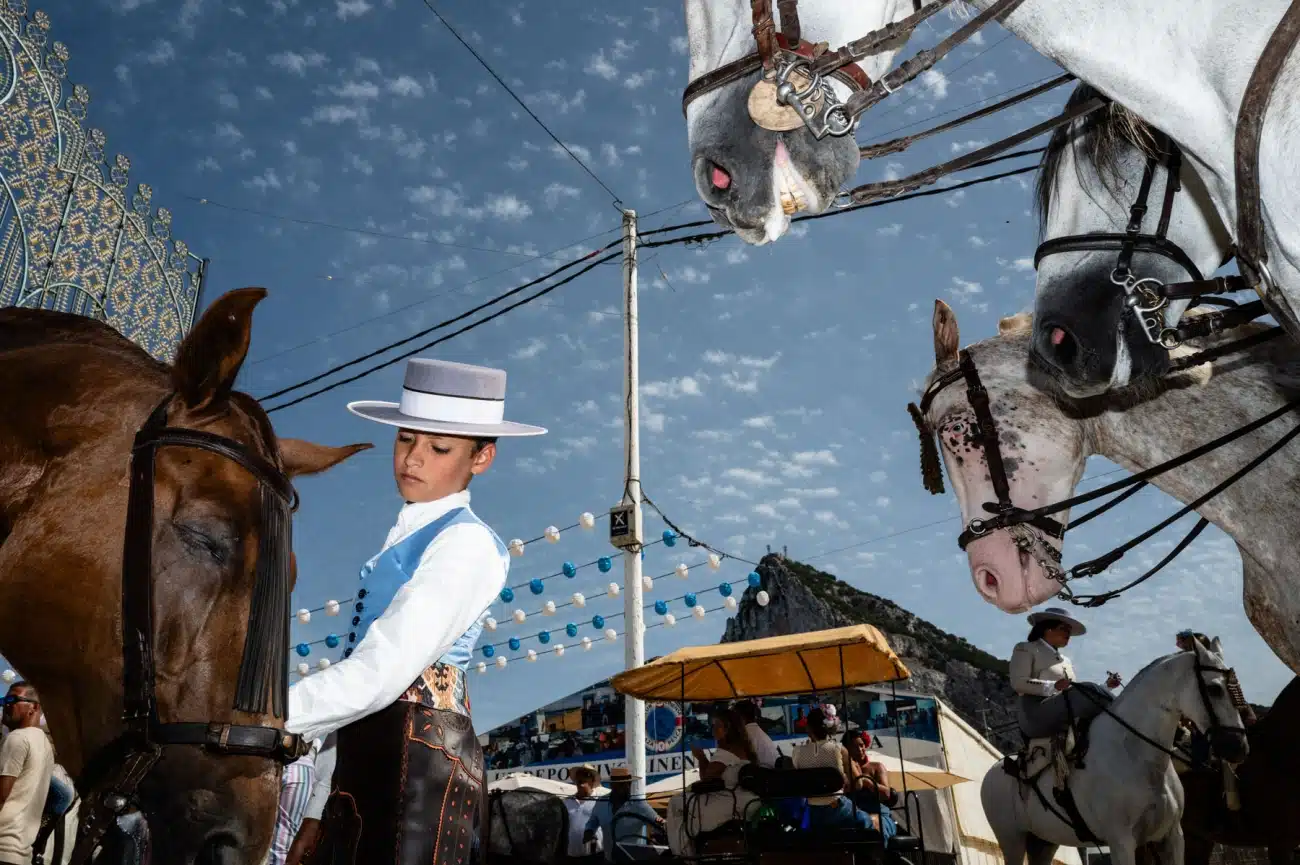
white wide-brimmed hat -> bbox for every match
[1026,606,1087,637]
[347,358,547,437]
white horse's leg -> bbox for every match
[983,769,1031,865]
[1154,826,1186,865]
[1109,840,1140,865]
[1026,833,1060,865]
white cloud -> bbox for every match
[875,496,892,508]
[869,470,888,483]
[388,75,424,97]
[270,50,326,76]
[950,276,983,299]
[743,416,774,429]
[214,121,243,143]
[311,104,362,124]
[950,139,990,154]
[143,40,175,65]
[483,194,532,221]
[920,69,948,100]
[754,503,779,519]
[407,185,462,217]
[723,468,778,486]
[791,487,839,498]
[814,510,849,529]
[1010,257,1034,272]
[335,80,380,100]
[512,338,546,360]
[336,0,372,19]
[641,377,703,399]
[585,51,619,80]
[968,236,987,248]
[793,450,838,467]
[877,223,902,237]
[543,183,581,209]
[670,36,688,54]
[725,247,749,265]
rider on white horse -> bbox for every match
[1011,608,1123,742]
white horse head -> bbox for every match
[1030,84,1232,400]
[1175,636,1250,763]
[683,0,921,244]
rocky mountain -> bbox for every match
[721,553,1023,753]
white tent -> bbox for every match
[488,772,610,798]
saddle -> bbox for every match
[1008,713,1097,792]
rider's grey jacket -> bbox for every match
[1010,639,1075,698]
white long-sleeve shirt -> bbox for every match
[303,734,336,822]
[287,490,506,742]
[1009,639,1075,698]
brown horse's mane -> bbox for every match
[0,307,166,374]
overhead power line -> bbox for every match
[419,0,624,206]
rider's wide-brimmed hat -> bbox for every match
[1026,606,1087,636]
[347,358,547,438]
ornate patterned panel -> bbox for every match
[0,1,205,362]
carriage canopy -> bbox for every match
[610,624,910,702]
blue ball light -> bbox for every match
[508,637,522,652]
[598,556,613,573]
[295,643,311,658]
[654,600,668,616]
[483,645,495,658]
[592,615,605,629]
[500,587,515,603]
[563,562,578,578]
[529,578,545,595]
[684,593,698,608]
[663,530,677,547]
[325,633,341,649]
[747,572,762,588]
[719,582,733,597]
[566,623,579,638]
[539,631,551,645]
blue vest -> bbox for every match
[344,506,508,672]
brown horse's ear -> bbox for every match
[933,299,959,364]
[172,288,267,412]
[279,439,373,478]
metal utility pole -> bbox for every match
[620,208,646,798]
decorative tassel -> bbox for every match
[907,403,945,495]
[235,483,292,718]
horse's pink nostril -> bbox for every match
[1051,327,1066,346]
[710,163,732,191]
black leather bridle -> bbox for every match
[72,397,307,862]
[1033,133,1263,349]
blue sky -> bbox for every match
[22,0,1289,732]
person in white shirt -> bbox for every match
[284,359,545,865]
[284,733,336,865]
[564,765,603,859]
[1010,607,1122,740]
[731,701,779,768]
[0,683,54,865]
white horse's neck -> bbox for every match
[1088,653,1187,779]
[967,0,1290,227]
[1090,332,1295,569]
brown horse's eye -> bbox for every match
[175,523,230,566]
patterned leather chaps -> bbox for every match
[306,665,486,865]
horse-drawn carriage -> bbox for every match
[485,625,934,865]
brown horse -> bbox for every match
[1182,676,1299,865]
[0,288,369,864]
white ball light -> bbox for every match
[708,553,722,571]
[527,649,538,662]
[496,656,508,668]
[582,637,593,651]
[723,596,738,611]
[477,661,488,674]
[543,601,557,616]
[664,613,677,627]
[297,663,310,677]
[604,628,618,642]
[555,644,565,657]
[509,539,525,557]
[675,563,690,579]
[324,600,340,616]
[642,576,654,592]
[572,592,586,608]
[296,608,311,624]
[545,526,561,543]
[318,658,331,671]
[579,512,596,530]
[513,609,527,624]
[485,617,498,632]
[607,583,620,598]
[756,590,771,607]
[693,605,706,619]
[0,670,15,684]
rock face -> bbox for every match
[721,553,1022,754]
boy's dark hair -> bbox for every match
[472,437,498,454]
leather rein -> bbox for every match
[910,326,1299,608]
[72,397,307,861]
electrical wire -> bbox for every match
[264,249,620,413]
[419,0,624,206]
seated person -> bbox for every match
[666,708,758,857]
[790,708,876,832]
[584,767,664,862]
[732,700,779,768]
[841,731,897,842]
